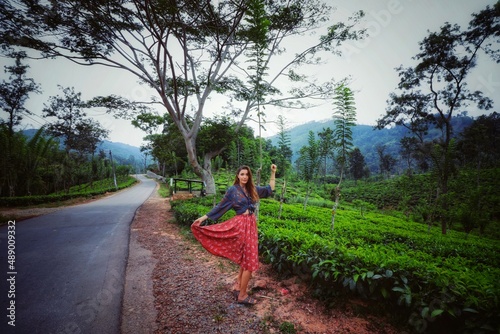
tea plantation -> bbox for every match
[171,197,500,333]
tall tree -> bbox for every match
[241,0,270,183]
[399,136,419,175]
[42,86,90,153]
[275,114,292,177]
[0,0,365,194]
[297,130,320,209]
[43,86,109,190]
[375,4,497,234]
[137,114,188,176]
[318,127,335,179]
[457,112,500,169]
[348,147,367,183]
[197,116,238,182]
[0,126,25,196]
[378,92,433,174]
[226,125,258,170]
[0,52,41,196]
[0,52,41,136]
[331,83,356,229]
[376,144,397,178]
[43,87,83,152]
[72,119,110,157]
[456,112,499,235]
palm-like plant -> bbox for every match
[331,84,356,229]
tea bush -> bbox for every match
[172,197,500,333]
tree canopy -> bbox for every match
[0,0,365,193]
[375,3,498,234]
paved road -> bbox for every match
[0,175,156,334]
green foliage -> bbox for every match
[172,197,500,332]
[376,6,498,234]
[279,321,297,334]
[0,125,137,197]
[339,168,500,238]
[224,126,263,172]
[457,112,500,169]
[43,86,109,154]
[0,52,40,133]
[332,83,356,170]
[297,131,320,184]
[348,147,368,181]
[0,176,136,207]
[198,116,237,157]
[157,182,171,198]
[241,0,270,103]
[275,115,293,177]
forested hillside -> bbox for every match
[22,129,146,166]
[268,115,475,173]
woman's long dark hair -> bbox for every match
[233,165,259,202]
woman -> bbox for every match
[191,164,277,305]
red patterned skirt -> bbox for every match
[191,214,259,272]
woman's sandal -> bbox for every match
[237,295,257,305]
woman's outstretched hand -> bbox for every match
[194,215,208,225]
[269,164,277,191]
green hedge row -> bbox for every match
[171,197,500,333]
[340,169,500,220]
[0,176,137,207]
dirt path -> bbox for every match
[121,187,404,334]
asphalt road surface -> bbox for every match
[0,175,156,334]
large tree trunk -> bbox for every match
[182,131,217,195]
[198,166,216,195]
[200,154,216,195]
[440,118,452,235]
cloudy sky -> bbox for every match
[1,0,498,148]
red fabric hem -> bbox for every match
[191,214,259,272]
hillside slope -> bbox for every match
[22,128,146,165]
[267,116,474,173]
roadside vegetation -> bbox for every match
[169,168,500,334]
[0,175,137,208]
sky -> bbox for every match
[1,0,498,148]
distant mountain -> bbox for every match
[21,129,146,166]
[96,140,146,165]
[267,116,474,173]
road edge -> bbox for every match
[120,183,159,334]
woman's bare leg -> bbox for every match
[237,269,256,303]
[233,268,243,291]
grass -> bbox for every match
[158,181,171,198]
[211,303,227,323]
[279,321,297,334]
